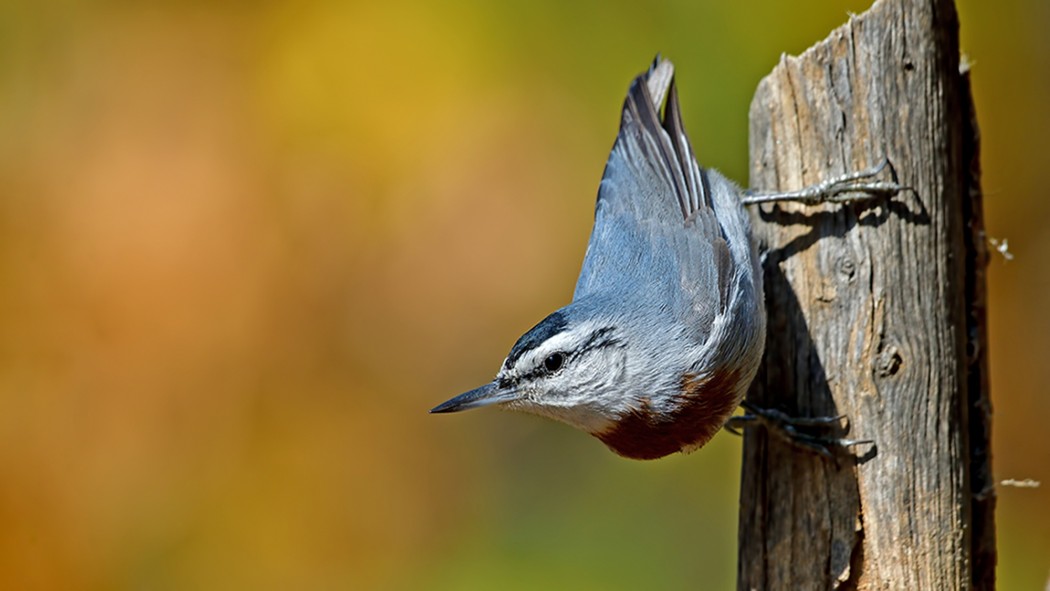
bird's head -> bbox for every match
[431,305,638,436]
[431,301,743,460]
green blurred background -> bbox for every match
[0,0,1046,589]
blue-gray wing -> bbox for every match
[573,58,737,336]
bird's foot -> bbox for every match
[725,401,873,460]
[742,158,909,206]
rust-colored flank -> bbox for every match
[595,369,744,460]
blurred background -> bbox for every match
[0,0,1046,589]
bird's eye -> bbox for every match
[544,352,565,373]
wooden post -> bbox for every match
[738,0,995,589]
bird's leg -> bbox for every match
[741,158,909,206]
[724,401,873,459]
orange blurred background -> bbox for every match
[0,0,1046,589]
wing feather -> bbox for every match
[573,58,738,334]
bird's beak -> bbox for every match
[429,382,517,414]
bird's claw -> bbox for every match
[742,158,911,206]
[725,401,873,460]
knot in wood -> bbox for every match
[838,256,857,280]
[875,344,903,377]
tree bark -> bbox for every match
[737,0,995,589]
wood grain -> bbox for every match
[737,0,994,588]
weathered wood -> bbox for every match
[737,0,994,589]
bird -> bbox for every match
[430,56,896,460]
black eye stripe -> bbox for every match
[570,327,619,360]
[536,328,619,377]
[503,326,620,385]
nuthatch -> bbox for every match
[431,57,900,460]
